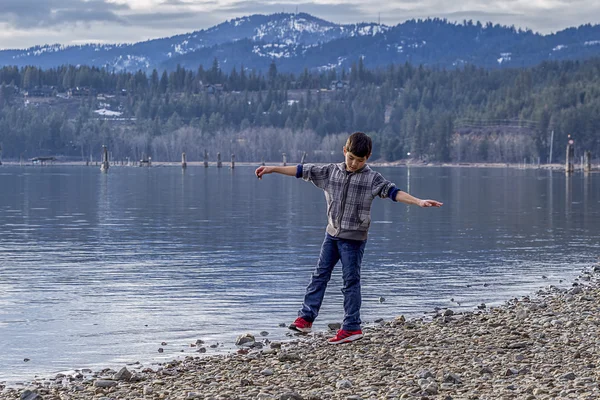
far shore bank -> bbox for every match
[0,160,593,172]
[2,262,600,400]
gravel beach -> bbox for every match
[3,263,600,400]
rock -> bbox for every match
[569,287,583,295]
[260,331,270,336]
[261,368,274,376]
[278,352,301,362]
[417,370,435,379]
[240,378,253,386]
[20,390,42,400]
[279,392,303,400]
[443,373,462,385]
[507,342,529,349]
[424,382,439,395]
[93,380,117,388]
[327,323,342,331]
[335,379,352,389]
[235,333,255,347]
[113,367,132,381]
[443,309,454,317]
[480,366,493,375]
[561,372,576,380]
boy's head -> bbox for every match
[343,132,371,172]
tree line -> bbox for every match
[0,57,598,163]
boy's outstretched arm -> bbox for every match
[255,165,298,179]
[394,190,443,208]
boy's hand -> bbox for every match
[255,166,274,179]
[419,199,443,208]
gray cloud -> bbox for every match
[216,1,365,22]
[1,0,600,50]
[0,0,129,29]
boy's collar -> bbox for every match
[339,162,369,173]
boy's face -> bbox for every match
[343,147,370,172]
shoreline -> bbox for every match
[0,160,585,171]
[2,262,600,399]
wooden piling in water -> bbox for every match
[204,150,209,168]
[100,145,109,172]
[565,138,574,174]
[231,154,235,169]
[584,151,592,173]
[0,145,3,166]
[282,153,287,166]
[182,152,187,169]
[217,152,222,168]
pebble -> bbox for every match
[4,266,600,400]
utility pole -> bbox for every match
[549,130,554,164]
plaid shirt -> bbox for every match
[301,162,396,240]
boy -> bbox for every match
[255,132,442,344]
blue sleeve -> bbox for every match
[295,164,303,178]
[389,186,400,202]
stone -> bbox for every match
[279,392,303,400]
[20,390,42,400]
[235,333,255,347]
[278,352,301,362]
[113,367,132,381]
[335,379,352,389]
[93,380,117,388]
[328,323,342,331]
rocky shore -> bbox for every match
[3,264,600,400]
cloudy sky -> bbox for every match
[0,0,598,50]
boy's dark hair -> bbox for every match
[345,132,372,158]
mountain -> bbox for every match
[2,13,600,73]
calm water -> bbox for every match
[0,165,599,384]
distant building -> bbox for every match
[68,87,97,97]
[329,80,349,91]
[204,84,224,94]
[25,86,55,97]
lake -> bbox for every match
[0,164,598,384]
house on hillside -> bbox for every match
[25,86,55,97]
[68,87,97,97]
[329,80,349,91]
[204,84,224,94]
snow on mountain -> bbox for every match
[1,13,600,74]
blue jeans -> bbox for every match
[299,234,366,331]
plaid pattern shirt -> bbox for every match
[301,162,396,240]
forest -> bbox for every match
[0,57,598,164]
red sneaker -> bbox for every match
[327,329,363,344]
[289,317,312,333]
